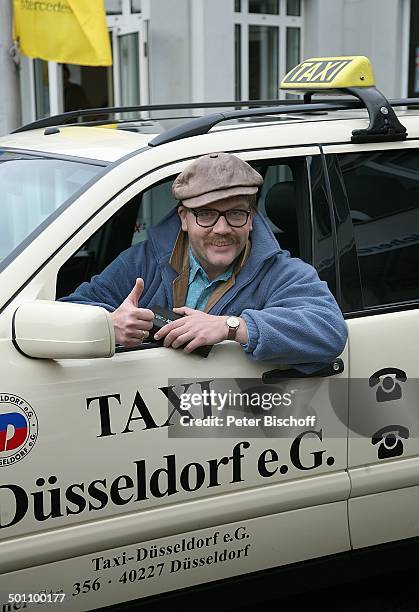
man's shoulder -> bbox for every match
[266,249,321,283]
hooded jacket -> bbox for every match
[61,207,348,368]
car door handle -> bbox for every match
[262,358,344,383]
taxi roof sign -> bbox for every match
[281,56,375,91]
[279,55,407,144]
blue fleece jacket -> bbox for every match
[61,207,347,368]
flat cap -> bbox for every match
[172,152,263,208]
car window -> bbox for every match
[337,149,419,308]
[131,161,303,256]
[253,161,303,258]
[0,150,103,269]
[56,157,310,300]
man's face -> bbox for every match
[178,195,254,280]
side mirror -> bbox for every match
[13,301,115,359]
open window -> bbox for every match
[56,155,314,303]
[56,176,177,299]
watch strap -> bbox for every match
[227,326,238,340]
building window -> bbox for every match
[106,0,142,14]
[286,27,300,72]
[249,0,280,15]
[249,26,278,99]
[34,59,50,119]
[234,0,303,100]
[105,2,150,108]
[105,0,122,14]
[287,0,300,16]
[235,0,241,12]
[235,25,242,100]
[131,0,141,12]
[408,0,419,96]
[119,32,140,112]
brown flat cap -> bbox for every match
[172,152,263,208]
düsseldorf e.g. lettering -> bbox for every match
[0,442,250,529]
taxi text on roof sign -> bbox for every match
[280,56,375,90]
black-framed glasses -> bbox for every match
[189,208,251,228]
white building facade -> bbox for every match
[0,0,413,134]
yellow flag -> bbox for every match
[13,0,112,66]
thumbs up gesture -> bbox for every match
[110,278,154,347]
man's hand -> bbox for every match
[154,307,248,353]
[110,278,154,347]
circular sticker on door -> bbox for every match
[0,394,38,467]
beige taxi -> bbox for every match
[0,56,418,611]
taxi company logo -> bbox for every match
[0,394,38,467]
[282,59,352,84]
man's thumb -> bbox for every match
[127,277,144,306]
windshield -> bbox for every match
[0,150,104,265]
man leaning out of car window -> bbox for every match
[61,152,347,372]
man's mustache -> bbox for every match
[204,237,239,247]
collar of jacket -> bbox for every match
[168,230,252,310]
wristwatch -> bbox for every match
[226,316,240,340]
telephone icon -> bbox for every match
[368,368,407,402]
[371,425,409,459]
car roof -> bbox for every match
[2,107,419,163]
[0,125,152,163]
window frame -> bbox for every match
[54,148,331,354]
[323,143,419,317]
[234,0,304,101]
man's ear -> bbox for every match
[178,205,188,231]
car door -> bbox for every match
[324,144,419,549]
[0,145,349,610]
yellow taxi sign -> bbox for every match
[281,56,375,90]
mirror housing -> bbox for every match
[13,301,115,359]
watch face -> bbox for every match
[226,316,240,329]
